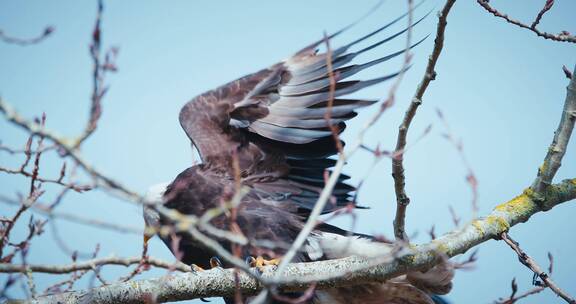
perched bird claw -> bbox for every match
[210,256,223,269]
[245,256,256,266]
[190,264,205,273]
[248,256,280,273]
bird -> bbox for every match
[143,3,453,303]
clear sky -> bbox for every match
[1,1,575,303]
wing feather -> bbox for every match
[178,5,429,215]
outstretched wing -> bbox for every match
[179,6,428,214]
[179,6,427,157]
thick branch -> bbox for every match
[32,179,576,304]
[392,0,456,240]
[532,64,576,193]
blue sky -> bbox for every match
[1,1,575,303]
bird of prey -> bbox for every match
[144,4,453,304]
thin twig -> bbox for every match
[0,129,48,260]
[0,97,140,201]
[323,31,344,154]
[0,27,54,46]
[501,232,575,304]
[73,0,118,148]
[436,108,479,216]
[477,0,576,43]
[0,195,141,235]
[0,166,91,192]
[0,256,190,274]
[0,142,55,155]
[531,0,554,29]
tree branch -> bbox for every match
[531,0,554,29]
[501,232,576,304]
[32,178,576,304]
[0,27,54,46]
[476,0,576,43]
[392,0,456,240]
[532,64,576,194]
[0,256,190,274]
[0,98,138,200]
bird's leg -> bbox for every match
[247,256,281,272]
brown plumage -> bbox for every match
[144,4,453,303]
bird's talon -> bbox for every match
[210,256,223,269]
[245,256,256,266]
[248,256,280,272]
[191,264,205,273]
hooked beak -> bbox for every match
[143,233,152,245]
[143,223,156,245]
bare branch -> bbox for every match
[0,97,140,201]
[323,31,344,154]
[477,0,576,43]
[0,195,140,235]
[532,64,576,194]
[0,166,91,192]
[0,256,190,274]
[531,0,554,29]
[0,142,55,155]
[497,252,555,303]
[453,249,478,270]
[501,232,575,304]
[72,0,119,148]
[1,126,49,258]
[436,109,479,216]
[0,27,54,46]
[392,0,456,241]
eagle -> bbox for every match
[143,4,453,304]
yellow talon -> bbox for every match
[191,264,205,272]
[249,256,280,272]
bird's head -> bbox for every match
[142,182,170,245]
